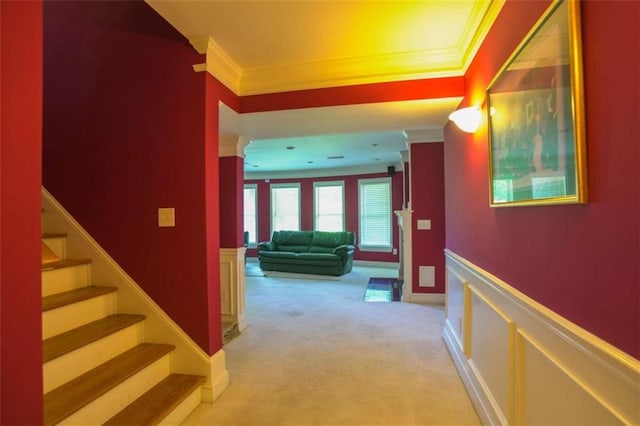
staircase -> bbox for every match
[41,231,206,425]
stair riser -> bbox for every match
[43,324,142,394]
[158,386,203,426]
[42,264,90,296]
[57,354,171,426]
[42,293,117,339]
[43,236,66,259]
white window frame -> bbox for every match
[358,177,392,252]
[243,184,258,247]
[313,180,345,232]
[270,182,301,235]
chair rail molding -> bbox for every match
[443,249,640,425]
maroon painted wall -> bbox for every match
[444,0,640,358]
[219,156,246,248]
[0,1,44,424]
[245,171,403,262]
[410,142,445,294]
[42,1,225,355]
[240,77,465,113]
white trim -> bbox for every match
[404,128,445,143]
[220,247,247,333]
[313,180,345,232]
[245,162,403,181]
[41,188,227,401]
[443,249,640,425]
[219,135,250,158]
[201,349,229,403]
[204,37,242,95]
[353,260,399,269]
[270,182,301,235]
[405,292,445,305]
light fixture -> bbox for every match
[449,106,482,133]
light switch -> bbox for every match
[158,208,175,227]
[417,219,431,230]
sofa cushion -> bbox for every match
[273,230,313,246]
[259,251,298,260]
[309,246,334,254]
[311,231,354,248]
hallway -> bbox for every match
[184,264,479,425]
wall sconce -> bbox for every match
[448,106,482,133]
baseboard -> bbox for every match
[201,349,229,403]
[443,249,640,425]
[406,292,445,304]
[353,260,399,269]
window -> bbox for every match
[313,181,344,231]
[358,177,392,251]
[271,183,300,233]
[243,184,257,244]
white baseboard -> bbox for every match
[353,260,399,269]
[405,292,445,305]
[443,249,640,425]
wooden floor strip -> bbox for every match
[42,285,118,312]
[41,258,91,271]
[104,374,206,426]
[43,314,145,362]
[43,343,175,426]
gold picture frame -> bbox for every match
[487,0,587,207]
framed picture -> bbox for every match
[487,0,587,207]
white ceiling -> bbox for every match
[146,0,502,177]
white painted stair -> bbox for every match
[41,232,205,425]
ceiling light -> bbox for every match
[286,146,295,150]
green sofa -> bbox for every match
[257,230,355,276]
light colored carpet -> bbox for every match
[184,265,480,425]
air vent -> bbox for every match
[327,156,344,160]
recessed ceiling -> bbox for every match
[146,0,503,176]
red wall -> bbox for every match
[0,1,44,424]
[240,77,465,113]
[42,1,227,355]
[219,156,245,248]
[444,0,640,358]
[246,171,403,262]
[410,142,445,294]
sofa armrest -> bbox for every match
[257,241,276,252]
[332,244,355,263]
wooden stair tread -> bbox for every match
[42,285,118,312]
[104,374,206,425]
[42,232,66,238]
[43,343,175,426]
[41,258,91,271]
[43,314,145,362]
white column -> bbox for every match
[395,207,413,302]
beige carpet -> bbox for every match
[184,264,480,425]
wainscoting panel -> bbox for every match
[468,286,515,424]
[443,249,640,425]
[219,248,247,332]
[445,266,466,352]
[516,330,623,424]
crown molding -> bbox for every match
[219,135,250,158]
[237,48,465,96]
[405,129,445,143]
[244,162,403,181]
[460,0,506,71]
[203,37,243,94]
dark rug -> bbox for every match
[363,277,403,302]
